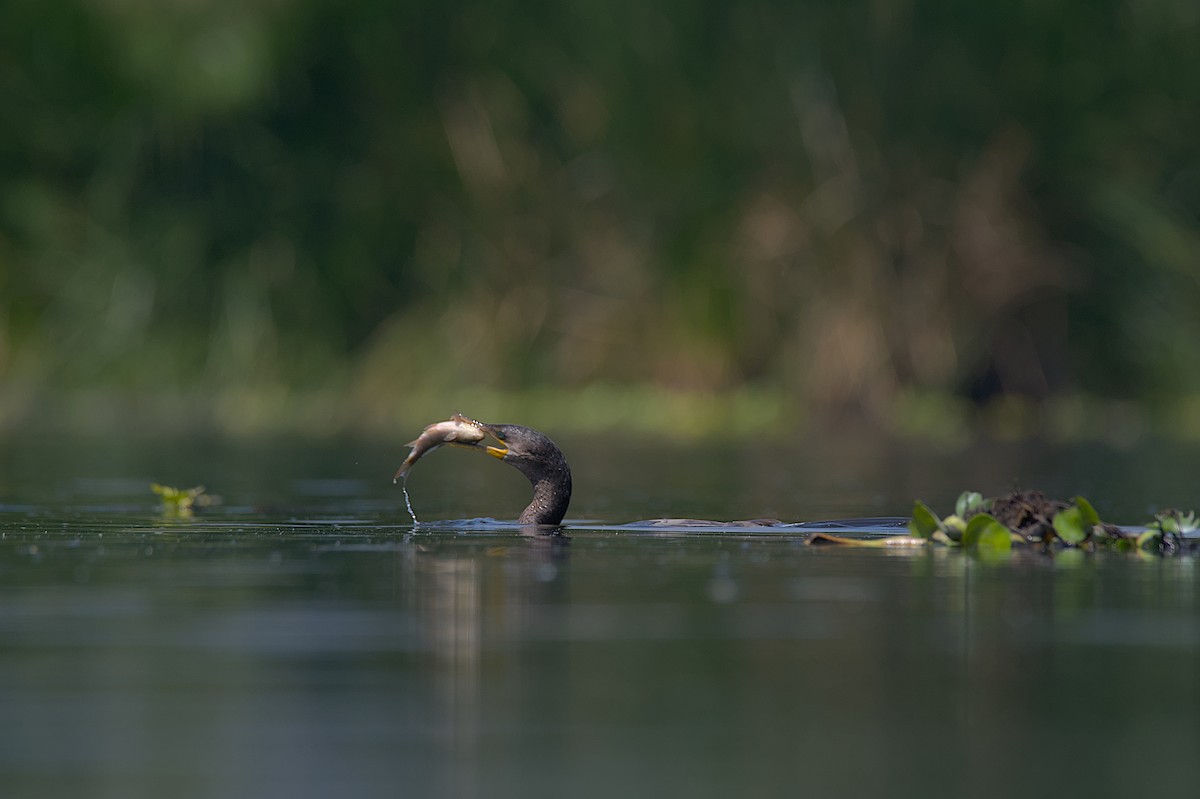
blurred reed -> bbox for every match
[2,1,1199,437]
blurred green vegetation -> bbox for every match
[2,0,1200,436]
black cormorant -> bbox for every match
[396,415,910,532]
[395,415,573,526]
[476,422,573,526]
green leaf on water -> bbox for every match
[1071,496,1101,528]
[977,530,1012,556]
[908,501,942,540]
[955,491,986,519]
[962,513,989,545]
[151,483,207,518]
[962,513,1010,551]
[1053,505,1090,545]
[940,514,965,543]
[1178,511,1199,534]
[1151,509,1198,536]
[931,529,960,546]
[960,513,1012,556]
[1136,528,1164,550]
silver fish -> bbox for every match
[393,413,486,481]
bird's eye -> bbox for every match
[494,430,506,441]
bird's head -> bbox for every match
[474,421,572,525]
[477,423,561,474]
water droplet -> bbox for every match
[402,480,419,527]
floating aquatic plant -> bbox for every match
[906,498,1012,556]
[899,490,1198,556]
[814,490,1197,556]
[151,484,210,517]
[1137,509,1197,554]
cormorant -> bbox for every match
[477,423,573,526]
[396,416,572,526]
[396,415,908,532]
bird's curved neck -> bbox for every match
[518,468,572,526]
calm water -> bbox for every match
[2,431,1199,798]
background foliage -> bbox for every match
[3,0,1200,434]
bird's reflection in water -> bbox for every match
[412,527,568,796]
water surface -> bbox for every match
[2,432,1199,797]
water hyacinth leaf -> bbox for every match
[151,483,207,517]
[962,513,992,546]
[1137,528,1164,550]
[1179,511,1199,533]
[963,513,1005,546]
[940,515,965,542]
[977,526,1013,556]
[909,501,942,540]
[1153,510,1193,535]
[931,529,959,546]
[1072,496,1101,528]
[955,491,985,519]
[1053,505,1089,545]
[962,513,1011,556]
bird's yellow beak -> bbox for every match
[443,417,507,459]
[477,423,508,460]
